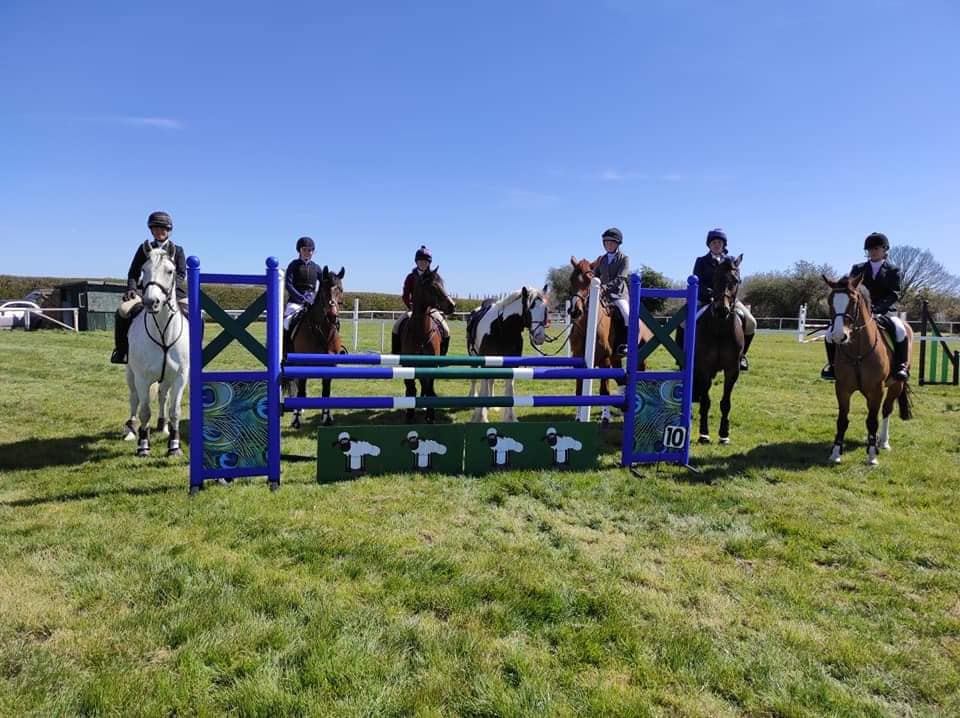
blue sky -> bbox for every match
[2,0,957,296]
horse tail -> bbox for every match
[897,380,913,421]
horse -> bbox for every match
[283,266,344,429]
[124,247,189,457]
[692,254,745,444]
[822,274,913,465]
[390,266,456,424]
[466,285,550,422]
[568,257,653,425]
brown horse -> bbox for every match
[391,267,456,423]
[284,266,344,429]
[568,257,652,425]
[823,274,913,465]
[693,254,745,444]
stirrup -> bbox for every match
[894,365,909,381]
[110,349,127,365]
[820,364,835,381]
[739,356,749,371]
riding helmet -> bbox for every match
[863,232,889,251]
[601,227,623,245]
[415,245,433,262]
[147,211,173,231]
[706,228,727,248]
[296,236,316,251]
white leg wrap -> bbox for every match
[829,445,842,463]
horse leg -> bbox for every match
[830,385,852,463]
[865,386,882,466]
[423,377,436,424]
[879,382,899,450]
[718,367,739,444]
[166,375,186,457]
[698,377,712,443]
[135,376,153,457]
[292,378,305,429]
[124,367,138,441]
[503,378,517,422]
[320,377,333,426]
[404,378,417,423]
[469,379,484,422]
[156,383,169,436]
[599,378,611,427]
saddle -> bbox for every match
[396,313,446,340]
[466,300,495,354]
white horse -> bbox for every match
[123,247,190,457]
[466,286,550,422]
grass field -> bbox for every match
[1,325,958,716]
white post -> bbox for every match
[352,298,360,352]
[380,320,386,352]
[577,277,602,422]
[797,304,807,343]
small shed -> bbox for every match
[56,281,127,331]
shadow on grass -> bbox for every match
[0,482,179,508]
[681,439,835,483]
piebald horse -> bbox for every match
[124,248,189,457]
[466,286,550,422]
[823,274,913,465]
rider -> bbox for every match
[592,227,631,356]
[283,236,322,348]
[821,231,909,382]
[110,211,186,364]
[399,245,450,355]
[689,228,757,370]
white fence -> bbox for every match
[0,302,79,332]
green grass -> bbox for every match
[1,326,959,716]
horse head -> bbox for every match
[711,254,743,319]
[315,265,345,322]
[567,257,594,320]
[413,267,456,315]
[141,248,178,314]
[823,272,869,345]
[522,284,550,345]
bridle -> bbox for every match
[141,252,184,384]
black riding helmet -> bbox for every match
[706,228,727,249]
[601,227,623,245]
[864,232,889,251]
[296,236,315,252]
[147,211,173,231]
[415,245,433,262]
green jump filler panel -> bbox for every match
[464,422,598,475]
[316,425,466,482]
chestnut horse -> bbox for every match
[391,267,456,423]
[823,274,913,465]
[692,254,745,444]
[284,266,344,428]
[568,257,652,425]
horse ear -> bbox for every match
[542,283,549,294]
[337,267,345,279]
[522,286,529,303]
[850,273,863,288]
[570,256,578,268]
[166,243,176,259]
[432,265,439,274]
[734,253,743,267]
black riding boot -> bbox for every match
[283,328,292,353]
[614,315,629,357]
[111,312,130,364]
[440,335,450,356]
[821,341,836,380]
[740,333,754,371]
[893,339,910,381]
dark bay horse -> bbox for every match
[693,254,745,444]
[466,285,550,422]
[823,274,913,465]
[568,257,653,425]
[391,267,456,423]
[284,266,344,428]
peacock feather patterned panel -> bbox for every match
[631,379,684,455]
[201,380,269,470]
